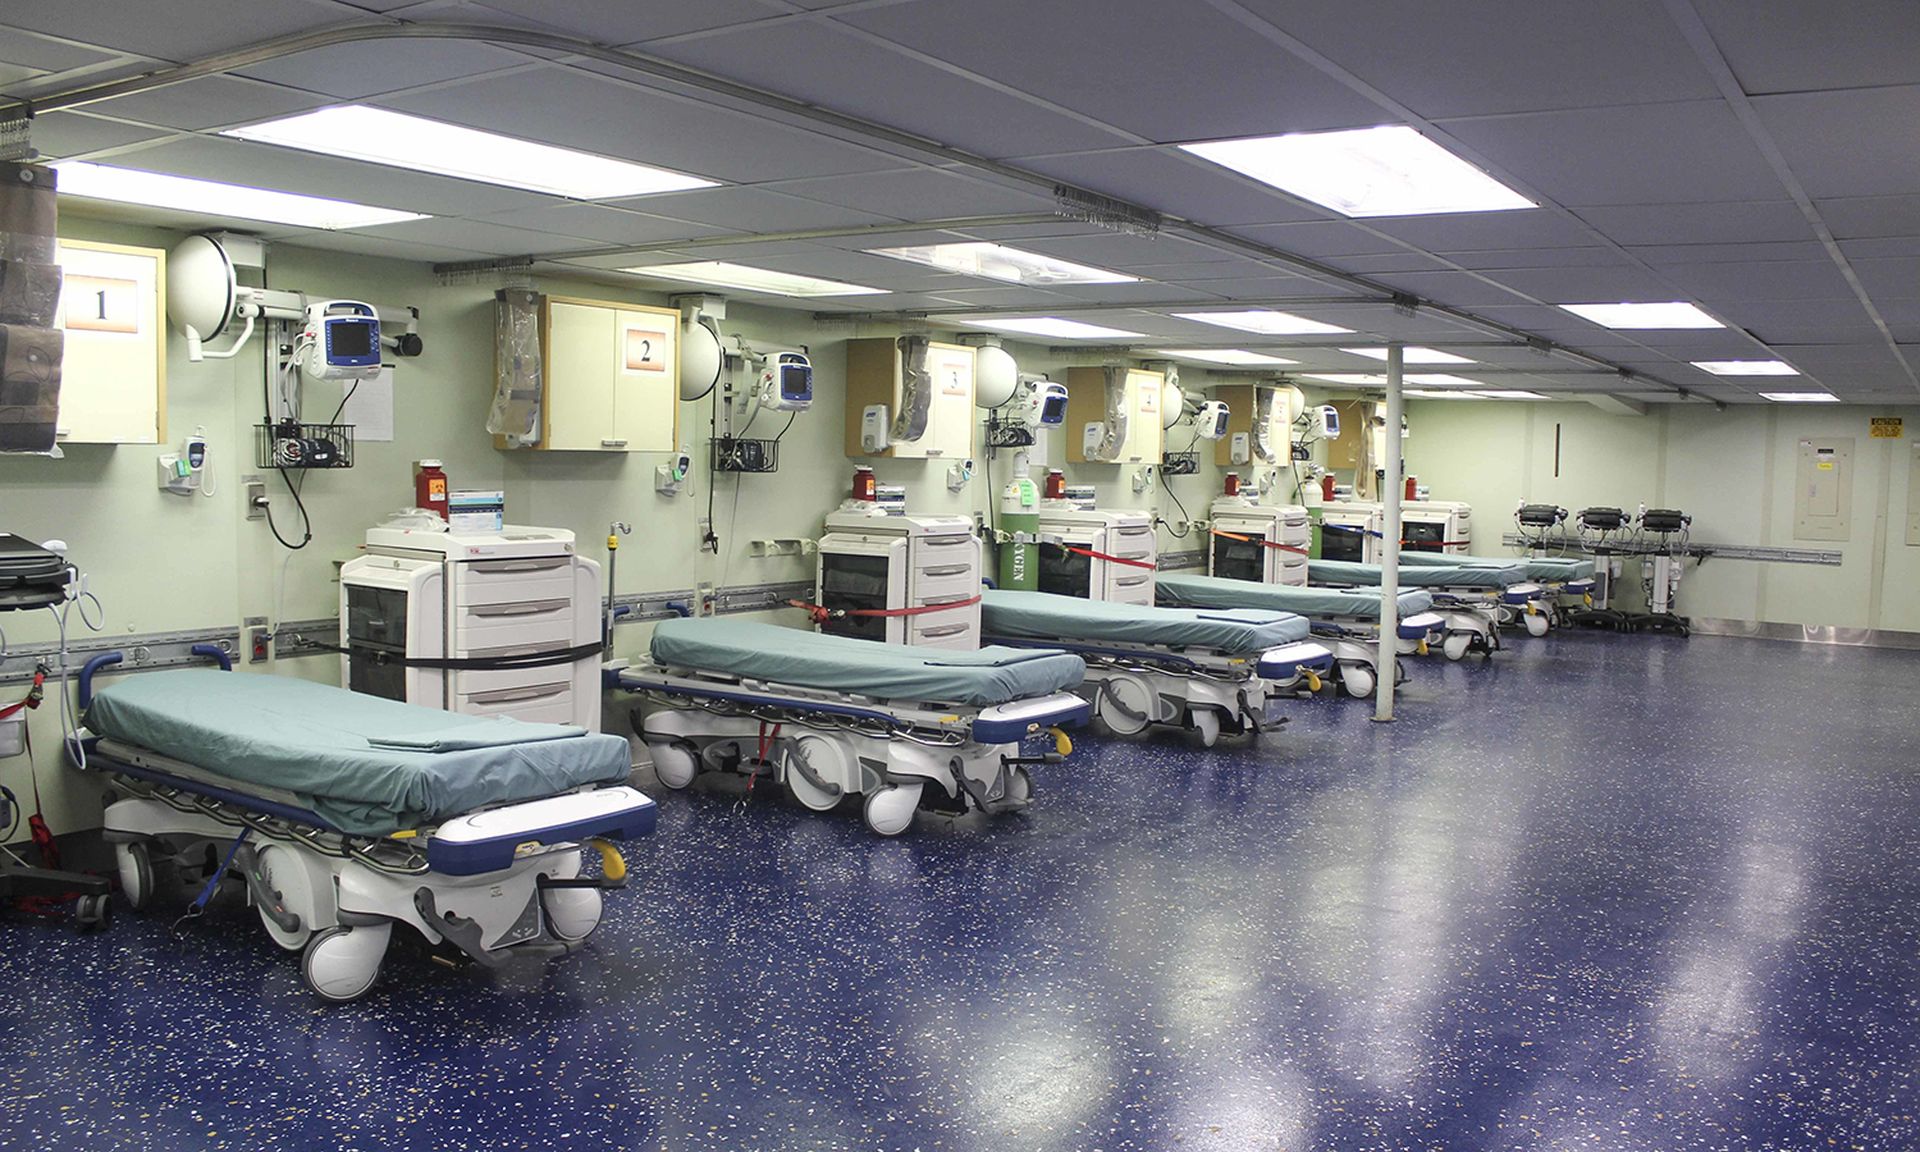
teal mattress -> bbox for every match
[650,618,1082,707]
[1157,574,1433,620]
[85,669,632,836]
[1398,551,1593,581]
[980,589,1307,651]
[1311,558,1524,589]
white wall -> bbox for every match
[1402,398,1920,628]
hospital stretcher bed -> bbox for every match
[616,618,1089,836]
[1156,574,1442,699]
[1309,558,1533,659]
[977,589,1333,746]
[1398,550,1595,630]
[70,652,656,1003]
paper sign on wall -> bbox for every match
[1870,416,1903,439]
[623,326,668,374]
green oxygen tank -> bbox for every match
[999,452,1041,590]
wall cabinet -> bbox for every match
[842,337,975,459]
[1066,365,1163,464]
[508,295,678,452]
[52,239,166,445]
[1213,383,1302,467]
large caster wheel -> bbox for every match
[540,885,604,944]
[784,734,848,812]
[991,765,1034,813]
[302,923,392,1003]
[648,740,698,790]
[1193,708,1223,748]
[862,781,924,837]
[1395,636,1422,656]
[1340,665,1376,699]
[1094,675,1155,736]
[1443,633,1473,662]
[1524,613,1550,638]
[254,843,315,952]
[74,893,113,933]
[115,841,154,912]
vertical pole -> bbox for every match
[1374,343,1404,723]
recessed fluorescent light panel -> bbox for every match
[1404,389,1486,399]
[621,261,885,298]
[1558,302,1723,329]
[867,242,1135,285]
[1179,125,1535,218]
[225,106,717,199]
[51,160,426,230]
[1303,373,1483,387]
[1342,346,1472,365]
[1691,359,1798,376]
[964,317,1145,340]
[1173,310,1352,336]
[1758,392,1840,403]
[1148,348,1297,366]
[1471,390,1550,400]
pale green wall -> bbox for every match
[4,215,1245,835]
[1402,398,1920,629]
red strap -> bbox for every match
[1053,543,1157,571]
[0,667,48,722]
[787,595,983,625]
[1210,528,1309,557]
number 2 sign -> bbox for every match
[624,326,667,373]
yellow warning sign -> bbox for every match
[1870,416,1903,439]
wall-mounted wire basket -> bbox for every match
[256,421,354,469]
[1160,450,1200,476]
[710,436,779,474]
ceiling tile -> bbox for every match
[379,65,910,184]
[1437,102,1783,206]
[466,0,779,43]
[256,228,495,265]
[1365,210,1601,252]
[1715,299,1882,343]
[1692,0,1920,95]
[1230,221,1422,259]
[1573,201,1816,246]
[1847,257,1920,304]
[769,169,1059,220]
[1234,0,1717,118]
[1626,241,1831,266]
[1753,86,1920,200]
[1443,247,1634,270]
[83,75,329,132]
[236,40,533,100]
[1368,269,1533,307]
[837,0,1388,143]
[474,204,727,247]
[1840,237,1920,260]
[21,111,174,160]
[1657,259,1860,303]
[646,21,1130,158]
[606,186,898,233]
[1481,264,1683,303]
[0,24,122,73]
[1019,148,1329,227]
[352,216,602,256]
[0,0,317,59]
[1815,195,1920,240]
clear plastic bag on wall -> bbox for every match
[1089,364,1129,462]
[890,334,932,444]
[1250,386,1280,464]
[490,288,542,444]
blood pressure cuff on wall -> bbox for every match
[0,323,63,453]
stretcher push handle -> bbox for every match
[78,645,231,710]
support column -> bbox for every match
[1374,344,1404,723]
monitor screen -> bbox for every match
[328,318,375,359]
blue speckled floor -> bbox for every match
[5,633,1919,1151]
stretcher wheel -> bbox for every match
[1002,765,1033,809]
[1094,675,1154,736]
[1443,633,1473,662]
[862,782,922,837]
[74,893,112,933]
[1395,637,1421,656]
[648,740,698,790]
[541,885,604,944]
[1524,613,1550,638]
[302,923,391,1003]
[784,734,847,812]
[254,843,314,952]
[1193,708,1223,748]
[115,841,153,912]
[1340,665,1376,699]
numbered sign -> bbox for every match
[623,326,668,374]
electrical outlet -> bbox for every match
[249,626,271,663]
[245,476,267,520]
[694,582,715,616]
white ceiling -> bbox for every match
[5,0,1917,402]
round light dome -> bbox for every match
[974,344,1018,407]
[166,235,236,340]
[1160,380,1185,429]
[679,316,723,401]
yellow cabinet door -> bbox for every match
[53,240,165,445]
[542,299,617,451]
[609,307,679,453]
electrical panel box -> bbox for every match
[1066,366,1164,464]
[505,295,678,453]
[842,337,975,460]
[1793,436,1853,542]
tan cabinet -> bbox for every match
[1066,365,1164,464]
[52,239,166,445]
[512,295,678,452]
[843,337,976,459]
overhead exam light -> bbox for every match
[1179,125,1534,218]
[51,161,425,230]
[225,106,717,200]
